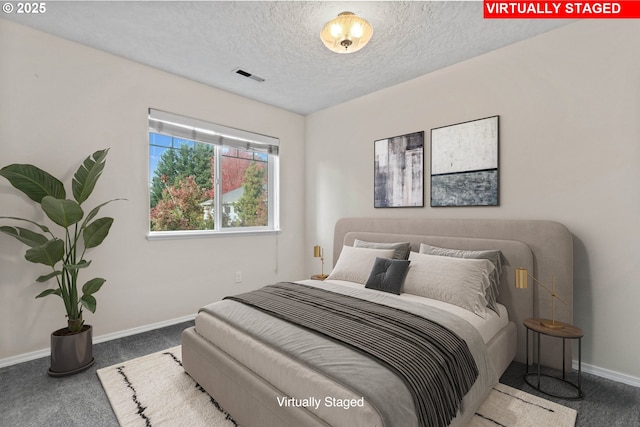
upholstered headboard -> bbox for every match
[333,217,573,369]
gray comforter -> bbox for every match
[198,280,498,427]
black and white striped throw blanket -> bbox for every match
[225,282,479,427]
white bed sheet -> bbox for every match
[299,279,509,344]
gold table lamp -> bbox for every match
[515,267,567,330]
[312,245,328,280]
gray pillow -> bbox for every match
[419,243,504,314]
[365,257,411,295]
[354,239,411,260]
[327,246,396,284]
[404,252,493,318]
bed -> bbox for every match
[182,217,573,427]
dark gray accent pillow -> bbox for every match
[419,243,504,314]
[354,239,412,260]
[365,257,411,295]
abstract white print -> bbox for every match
[374,131,424,208]
[431,116,499,207]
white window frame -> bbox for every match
[147,109,280,239]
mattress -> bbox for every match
[191,279,506,427]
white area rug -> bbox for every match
[473,382,577,427]
[98,346,576,427]
[97,346,236,427]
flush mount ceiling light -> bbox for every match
[320,11,373,54]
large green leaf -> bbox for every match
[72,149,108,205]
[0,226,48,247]
[0,217,50,234]
[25,239,64,267]
[81,199,126,229]
[80,294,97,313]
[0,164,65,203]
[36,270,62,282]
[82,277,105,296]
[35,288,62,298]
[41,196,84,227]
[64,259,92,270]
[83,217,113,249]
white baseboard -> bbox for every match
[574,360,640,388]
[0,314,195,369]
[92,313,195,345]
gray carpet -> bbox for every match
[500,361,640,426]
[1,320,638,427]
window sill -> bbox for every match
[146,228,281,240]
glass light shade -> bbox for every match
[320,12,373,54]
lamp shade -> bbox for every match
[314,245,322,258]
[515,267,529,289]
[320,12,373,54]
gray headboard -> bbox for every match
[333,217,573,369]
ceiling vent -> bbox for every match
[233,68,265,83]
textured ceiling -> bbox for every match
[3,1,572,115]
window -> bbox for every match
[148,109,279,237]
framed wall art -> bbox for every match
[430,116,499,207]
[374,131,424,208]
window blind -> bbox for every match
[148,109,279,155]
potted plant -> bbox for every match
[0,149,122,376]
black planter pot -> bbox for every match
[48,324,95,377]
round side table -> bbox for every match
[523,317,584,400]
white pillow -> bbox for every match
[419,243,503,314]
[404,252,495,318]
[327,245,396,284]
[354,239,411,260]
